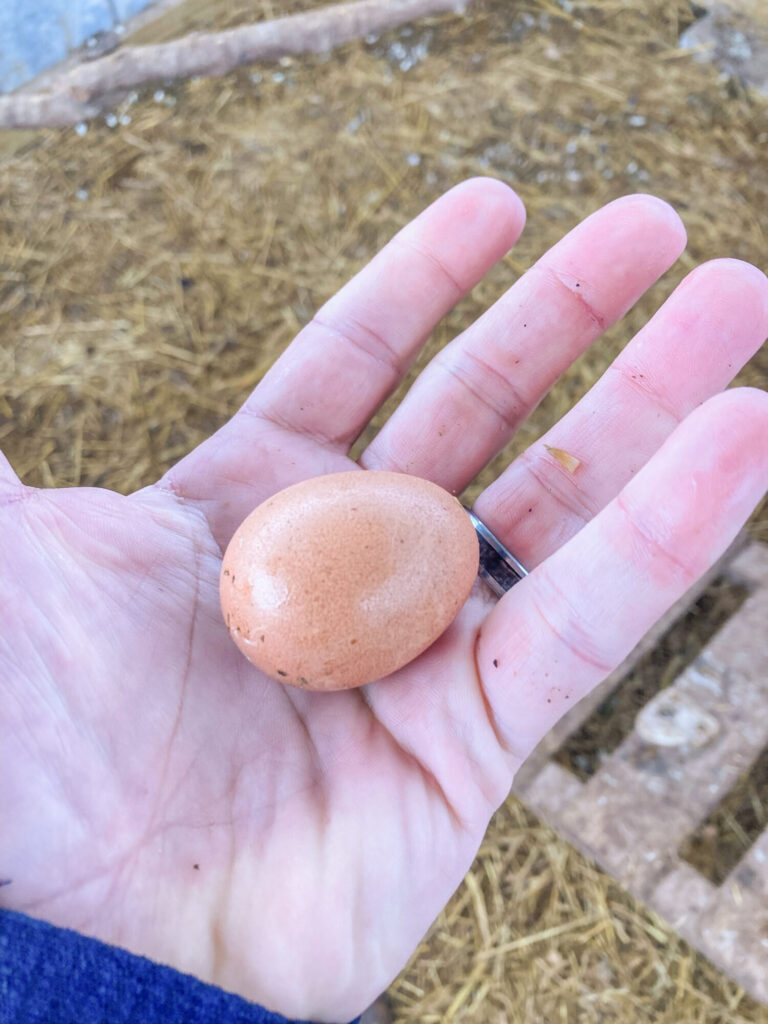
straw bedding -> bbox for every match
[1,0,766,1019]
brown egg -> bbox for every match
[220,471,479,690]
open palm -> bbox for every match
[2,180,767,1024]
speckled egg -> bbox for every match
[219,471,479,690]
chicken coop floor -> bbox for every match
[1,0,767,1020]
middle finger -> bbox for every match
[360,194,686,488]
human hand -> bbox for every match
[2,179,767,1023]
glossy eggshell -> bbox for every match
[219,471,479,690]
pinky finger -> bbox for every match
[476,387,768,763]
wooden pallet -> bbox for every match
[513,539,768,1005]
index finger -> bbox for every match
[245,177,526,448]
[153,179,525,544]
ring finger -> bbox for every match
[475,257,768,567]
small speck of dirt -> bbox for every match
[299,676,309,687]
[223,568,230,576]
[493,658,499,668]
[193,864,199,870]
[277,669,288,677]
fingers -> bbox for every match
[475,387,768,764]
[247,177,526,447]
[156,178,524,544]
[475,258,768,567]
[360,194,686,489]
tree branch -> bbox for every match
[0,0,471,130]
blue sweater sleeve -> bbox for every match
[0,910,357,1024]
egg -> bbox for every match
[220,470,479,690]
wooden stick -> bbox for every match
[0,0,471,130]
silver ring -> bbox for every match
[466,509,528,597]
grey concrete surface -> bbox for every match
[515,541,768,1006]
[0,0,154,92]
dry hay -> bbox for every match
[1,0,767,1020]
[391,798,768,1023]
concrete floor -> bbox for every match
[0,0,153,92]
